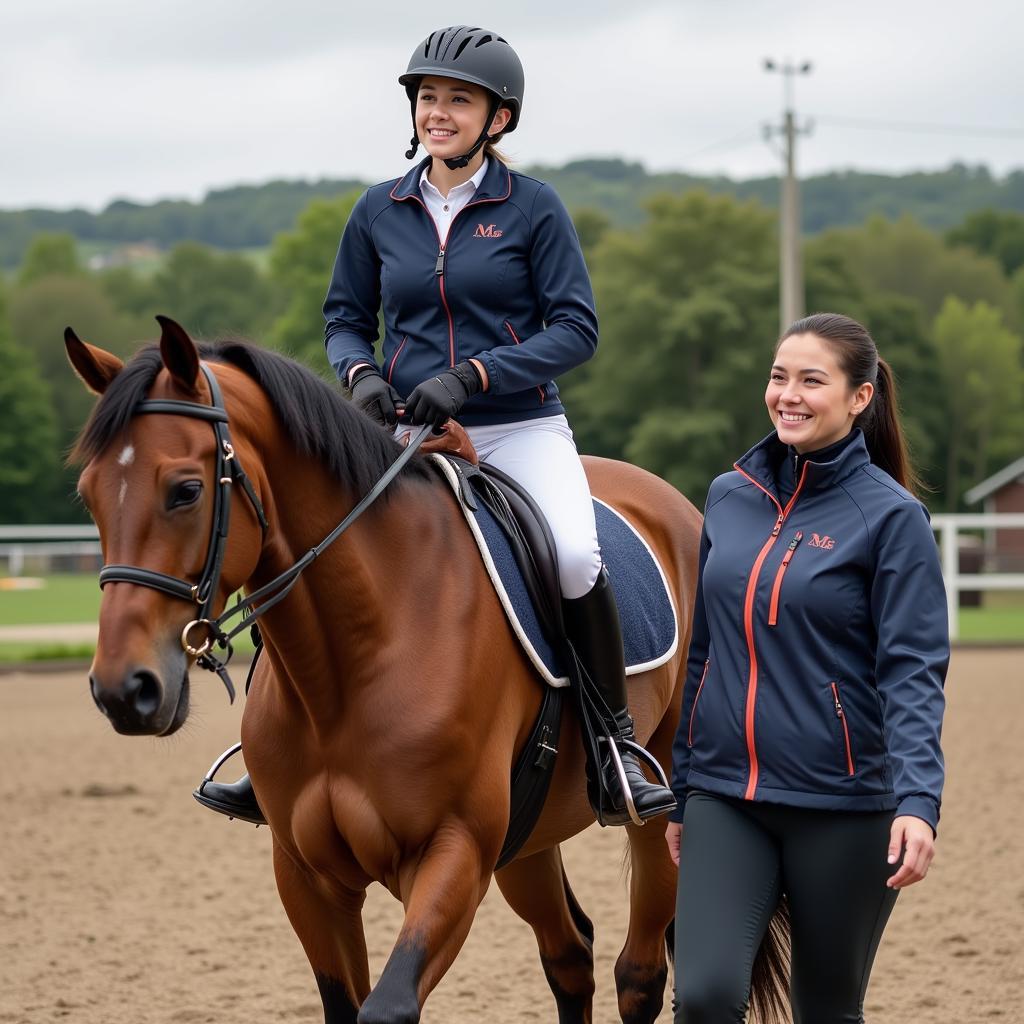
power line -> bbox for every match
[677,127,763,164]
[815,115,1024,140]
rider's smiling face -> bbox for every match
[415,77,509,160]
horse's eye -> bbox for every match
[169,480,203,509]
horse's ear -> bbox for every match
[65,327,125,395]
[156,315,201,394]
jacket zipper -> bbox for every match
[504,321,546,403]
[831,681,856,776]
[767,531,803,626]
[733,462,810,800]
[386,335,408,384]
[392,177,511,368]
[687,659,710,747]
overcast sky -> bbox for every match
[3,0,1022,211]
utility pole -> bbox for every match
[764,59,813,332]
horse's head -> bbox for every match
[67,317,266,736]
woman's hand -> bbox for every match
[665,821,682,867]
[404,361,482,429]
[349,366,403,427]
[886,815,935,888]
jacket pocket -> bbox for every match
[504,320,545,403]
[386,335,408,384]
[687,659,710,747]
[768,530,803,626]
[830,681,856,776]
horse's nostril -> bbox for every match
[89,675,109,716]
[124,669,162,717]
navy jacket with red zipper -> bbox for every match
[323,157,598,425]
[669,429,948,832]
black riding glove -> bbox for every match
[403,361,483,429]
[349,365,403,427]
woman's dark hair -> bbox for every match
[778,312,922,495]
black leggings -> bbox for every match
[673,792,899,1024]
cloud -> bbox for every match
[2,0,1021,209]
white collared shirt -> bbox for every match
[419,158,489,246]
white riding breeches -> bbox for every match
[401,415,602,600]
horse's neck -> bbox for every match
[246,450,453,721]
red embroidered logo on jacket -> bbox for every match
[808,533,836,550]
[473,223,503,238]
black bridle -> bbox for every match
[97,361,430,700]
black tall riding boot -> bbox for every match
[562,568,677,826]
[194,770,266,825]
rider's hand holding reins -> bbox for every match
[350,365,403,427]
[404,360,483,429]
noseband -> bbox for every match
[96,362,430,701]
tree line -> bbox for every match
[3,160,1024,268]
[1,192,1022,524]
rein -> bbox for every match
[97,361,432,701]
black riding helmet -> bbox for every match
[399,25,524,170]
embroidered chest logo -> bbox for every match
[474,223,503,238]
[807,533,837,550]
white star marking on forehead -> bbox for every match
[117,445,135,466]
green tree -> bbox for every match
[148,242,277,340]
[0,281,61,523]
[809,216,1016,328]
[932,298,1024,509]
[8,274,147,471]
[18,233,83,285]
[572,207,612,266]
[267,192,360,369]
[565,191,778,503]
[947,209,1024,277]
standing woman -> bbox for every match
[195,26,674,826]
[666,313,948,1023]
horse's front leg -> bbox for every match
[356,823,494,1024]
[273,840,370,1024]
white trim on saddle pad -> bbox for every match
[432,455,679,687]
[593,497,680,676]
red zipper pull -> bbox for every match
[771,513,784,537]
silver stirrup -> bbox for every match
[603,738,644,826]
[200,741,243,785]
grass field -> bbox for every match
[0,574,1021,662]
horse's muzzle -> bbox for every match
[89,666,189,735]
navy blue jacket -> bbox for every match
[669,430,948,831]
[323,158,598,425]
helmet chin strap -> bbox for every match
[406,96,502,170]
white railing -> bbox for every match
[931,513,1024,640]
[0,525,101,577]
[3,519,1023,641]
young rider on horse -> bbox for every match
[197,25,675,827]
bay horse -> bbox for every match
[66,318,787,1023]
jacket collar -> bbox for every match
[390,156,512,203]
[735,428,870,499]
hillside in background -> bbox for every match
[3,160,1023,267]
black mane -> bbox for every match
[71,341,433,496]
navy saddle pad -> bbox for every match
[432,457,679,686]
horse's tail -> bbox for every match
[749,897,791,1024]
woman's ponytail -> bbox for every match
[856,356,922,495]
[779,313,923,496]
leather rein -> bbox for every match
[97,362,431,701]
